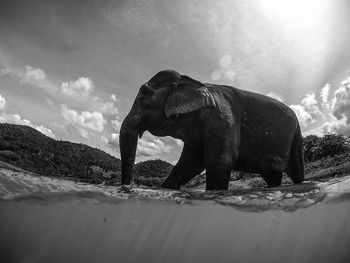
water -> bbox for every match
[1,168,350,263]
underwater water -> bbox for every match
[1,168,350,263]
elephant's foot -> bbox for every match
[205,167,231,191]
[160,178,181,190]
[262,171,283,188]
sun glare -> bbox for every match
[258,0,331,31]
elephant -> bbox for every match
[119,70,304,190]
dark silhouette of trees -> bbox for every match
[0,123,173,186]
[0,123,121,183]
[303,134,349,162]
[132,159,173,187]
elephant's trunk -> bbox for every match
[119,115,140,185]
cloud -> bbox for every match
[110,94,117,102]
[61,77,94,98]
[301,93,320,116]
[91,99,118,115]
[290,92,321,130]
[23,65,46,82]
[2,65,99,104]
[0,113,56,138]
[1,65,56,91]
[331,82,350,123]
[294,93,323,131]
[101,133,120,155]
[267,91,284,102]
[170,160,178,165]
[0,67,10,75]
[111,133,119,143]
[35,125,57,138]
[173,138,184,146]
[111,119,122,131]
[320,77,350,136]
[61,104,106,138]
[320,83,330,106]
[341,76,350,88]
[322,118,350,136]
[294,76,350,136]
[100,119,122,151]
[0,94,6,110]
[290,104,314,129]
[137,132,173,157]
[104,133,119,148]
[101,135,108,144]
[302,126,324,137]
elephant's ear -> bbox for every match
[165,75,216,118]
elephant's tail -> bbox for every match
[288,123,305,184]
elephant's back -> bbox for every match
[205,84,298,131]
[205,84,296,120]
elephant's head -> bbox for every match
[119,70,216,185]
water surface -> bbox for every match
[1,168,350,263]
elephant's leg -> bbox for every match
[286,129,305,184]
[205,163,232,190]
[161,145,204,189]
[204,140,237,191]
[261,171,283,188]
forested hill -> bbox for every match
[0,123,174,185]
[0,123,121,183]
[132,159,174,187]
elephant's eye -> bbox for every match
[142,99,152,109]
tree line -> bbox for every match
[0,123,121,183]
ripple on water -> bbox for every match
[1,168,350,212]
[2,169,350,263]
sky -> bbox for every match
[0,0,350,164]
